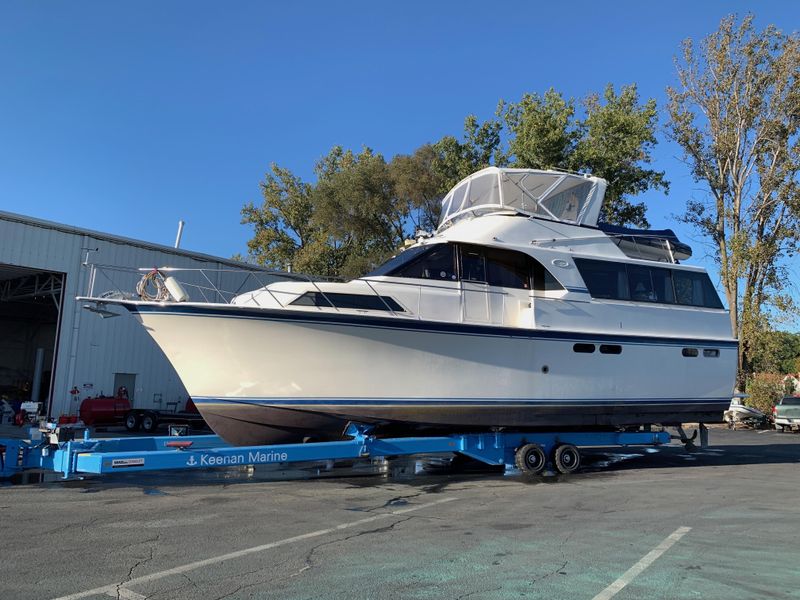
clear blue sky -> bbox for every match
[1,2,798,292]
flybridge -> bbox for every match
[437,167,607,230]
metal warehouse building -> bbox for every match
[0,210,265,420]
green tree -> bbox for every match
[240,164,336,275]
[499,88,578,172]
[745,372,786,413]
[666,14,800,385]
[390,144,448,233]
[388,115,503,233]
[575,85,667,226]
[500,84,667,227]
[313,146,406,278]
[431,114,504,190]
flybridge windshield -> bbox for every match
[438,167,607,230]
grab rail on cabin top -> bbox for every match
[81,263,523,327]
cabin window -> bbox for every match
[682,348,699,357]
[626,265,675,303]
[673,271,724,309]
[370,241,563,291]
[485,246,531,288]
[382,244,457,281]
[459,244,563,290]
[531,260,563,291]
[573,259,630,300]
[291,292,404,312]
[575,258,723,309]
[460,246,487,282]
[703,349,720,358]
[365,245,432,277]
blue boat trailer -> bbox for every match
[0,422,676,479]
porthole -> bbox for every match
[541,365,550,374]
[573,343,595,353]
[682,348,699,357]
[703,349,720,358]
[599,344,622,355]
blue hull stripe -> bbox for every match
[125,303,739,349]
[193,396,731,407]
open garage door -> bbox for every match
[0,265,65,419]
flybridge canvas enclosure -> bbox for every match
[438,167,608,230]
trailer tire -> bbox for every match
[515,443,546,474]
[141,413,158,433]
[124,412,141,432]
[553,444,581,474]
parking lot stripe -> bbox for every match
[106,589,145,600]
[51,496,458,600]
[591,526,691,600]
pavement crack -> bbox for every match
[455,586,503,600]
[114,534,160,600]
[353,491,429,513]
[301,516,414,573]
[530,528,573,587]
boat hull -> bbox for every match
[125,303,737,446]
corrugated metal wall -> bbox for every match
[0,214,267,417]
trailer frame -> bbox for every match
[0,422,683,480]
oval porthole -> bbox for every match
[682,348,699,357]
[599,344,622,355]
[541,365,550,374]
[703,349,720,358]
[573,343,595,353]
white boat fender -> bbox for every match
[164,276,189,302]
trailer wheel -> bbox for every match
[141,413,158,433]
[124,412,141,432]
[515,443,546,474]
[553,444,581,474]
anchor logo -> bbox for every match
[186,456,197,466]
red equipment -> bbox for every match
[79,396,132,426]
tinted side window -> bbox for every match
[627,265,657,302]
[484,246,530,289]
[460,245,562,290]
[532,260,563,291]
[673,271,723,309]
[576,258,723,309]
[650,268,675,303]
[291,292,404,312]
[626,265,674,303]
[460,246,487,282]
[366,245,430,277]
[574,258,630,300]
[390,244,457,281]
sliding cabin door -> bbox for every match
[460,246,490,323]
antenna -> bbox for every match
[174,220,185,248]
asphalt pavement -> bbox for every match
[1,427,799,600]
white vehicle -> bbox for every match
[87,168,738,446]
[724,398,767,429]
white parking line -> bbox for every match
[106,589,145,600]
[51,496,457,600]
[591,526,691,600]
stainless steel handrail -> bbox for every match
[81,263,529,327]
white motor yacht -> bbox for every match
[92,168,738,446]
